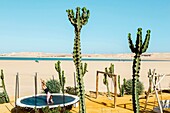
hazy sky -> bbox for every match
[0,1,170,54]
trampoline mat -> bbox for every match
[20,95,75,106]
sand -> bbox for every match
[0,53,170,112]
[0,57,170,98]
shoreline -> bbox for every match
[1,52,170,60]
[1,57,170,63]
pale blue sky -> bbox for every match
[0,1,170,54]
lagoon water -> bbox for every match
[0,57,169,62]
[0,56,130,61]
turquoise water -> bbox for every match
[0,57,169,62]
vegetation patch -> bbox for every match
[46,79,61,93]
[125,79,144,95]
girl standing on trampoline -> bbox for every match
[41,79,54,104]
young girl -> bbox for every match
[41,79,54,104]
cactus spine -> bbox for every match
[128,28,151,113]
[118,75,126,97]
[66,7,90,113]
[55,61,65,93]
[0,70,10,103]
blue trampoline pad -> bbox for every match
[16,94,79,108]
[21,95,75,106]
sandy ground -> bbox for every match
[0,60,170,97]
[0,58,170,112]
[1,92,170,113]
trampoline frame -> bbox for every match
[16,93,79,109]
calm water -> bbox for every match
[0,57,169,62]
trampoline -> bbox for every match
[16,93,79,109]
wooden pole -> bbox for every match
[17,73,19,99]
[74,72,76,94]
[63,74,65,107]
[15,73,19,107]
[114,75,117,108]
[143,79,152,111]
[34,73,37,107]
[143,69,155,111]
[151,73,163,113]
[96,71,99,98]
[95,70,117,108]
[35,73,37,96]
[15,73,19,113]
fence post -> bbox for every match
[34,72,37,107]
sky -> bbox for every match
[0,0,170,54]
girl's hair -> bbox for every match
[41,80,46,85]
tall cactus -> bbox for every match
[55,61,65,93]
[103,68,110,97]
[122,78,126,96]
[103,63,114,97]
[66,7,90,113]
[128,28,151,113]
[0,70,10,103]
[118,75,126,97]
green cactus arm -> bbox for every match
[139,28,143,54]
[81,7,90,25]
[123,78,126,87]
[62,70,65,85]
[55,61,66,94]
[141,30,151,53]
[80,63,84,76]
[81,63,88,76]
[122,78,126,96]
[62,70,65,93]
[118,75,123,96]
[109,63,114,74]
[118,75,121,92]
[76,7,80,19]
[103,73,110,97]
[105,68,108,74]
[82,10,90,25]
[103,68,109,85]
[103,74,108,85]
[75,7,82,30]
[84,63,88,73]
[128,33,135,53]
[135,28,142,54]
[55,61,62,86]
[1,70,4,80]
[66,9,76,25]
[55,61,61,72]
